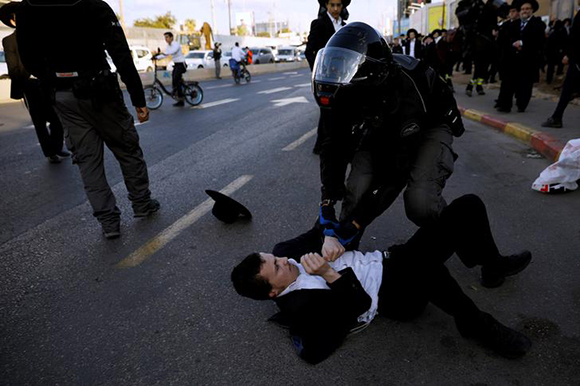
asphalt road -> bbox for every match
[1,68,579,385]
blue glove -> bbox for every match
[331,221,360,246]
[319,201,339,230]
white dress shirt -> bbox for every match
[278,250,386,324]
[231,46,246,62]
[409,39,416,58]
[327,12,343,32]
[163,41,184,63]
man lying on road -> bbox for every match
[231,194,532,364]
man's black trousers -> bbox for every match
[172,63,187,99]
[378,194,500,321]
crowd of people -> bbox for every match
[390,0,578,128]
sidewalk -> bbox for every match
[452,73,579,162]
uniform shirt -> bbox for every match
[278,250,385,323]
[327,12,343,32]
[232,46,246,62]
[164,41,185,63]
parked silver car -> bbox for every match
[276,47,300,62]
[250,47,275,64]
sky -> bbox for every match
[104,0,398,35]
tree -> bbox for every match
[257,31,271,38]
[184,19,197,32]
[235,24,249,36]
[134,11,177,29]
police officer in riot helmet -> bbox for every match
[313,22,465,258]
[16,0,160,239]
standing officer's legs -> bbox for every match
[53,91,121,229]
[215,59,221,78]
[404,125,455,227]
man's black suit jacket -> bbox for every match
[270,228,372,364]
[305,13,346,70]
[2,32,29,100]
[403,39,423,59]
[516,16,546,81]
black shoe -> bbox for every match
[102,224,121,239]
[173,101,185,107]
[541,117,563,128]
[496,106,511,113]
[134,199,161,218]
[481,250,532,288]
[456,311,531,358]
[465,88,473,97]
[47,155,61,164]
[476,86,485,95]
[56,150,71,157]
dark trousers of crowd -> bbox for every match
[23,79,65,157]
[552,61,580,121]
[497,63,536,112]
[172,62,187,99]
[377,194,499,322]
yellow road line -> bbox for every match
[116,175,254,268]
[282,127,317,151]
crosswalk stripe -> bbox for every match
[258,87,292,94]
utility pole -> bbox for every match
[118,0,125,29]
[228,0,232,35]
[211,0,217,34]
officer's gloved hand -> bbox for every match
[332,221,360,246]
[319,199,339,230]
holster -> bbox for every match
[71,70,121,109]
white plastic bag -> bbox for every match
[532,138,580,193]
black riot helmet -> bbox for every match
[312,22,393,109]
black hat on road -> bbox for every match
[0,2,20,28]
[205,190,252,223]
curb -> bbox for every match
[458,106,565,162]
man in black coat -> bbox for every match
[305,0,350,154]
[232,194,532,364]
[403,28,422,59]
[0,1,68,164]
[542,0,580,128]
[495,0,545,112]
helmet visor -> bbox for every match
[313,47,365,85]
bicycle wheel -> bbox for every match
[184,84,204,106]
[144,86,163,110]
[234,74,241,84]
[244,70,251,83]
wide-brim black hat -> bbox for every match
[512,0,539,12]
[205,190,252,224]
[0,2,19,28]
[318,0,351,8]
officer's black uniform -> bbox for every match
[313,24,464,249]
[17,0,158,237]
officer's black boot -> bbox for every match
[480,250,532,288]
[455,311,531,358]
[476,85,485,95]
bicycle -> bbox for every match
[144,59,204,110]
[229,59,252,84]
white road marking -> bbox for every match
[252,80,262,83]
[258,87,292,95]
[289,74,304,78]
[206,84,233,90]
[22,125,35,129]
[192,98,240,109]
[282,127,317,151]
[268,76,286,81]
[294,83,311,88]
[283,71,298,75]
[116,175,254,268]
[271,96,309,107]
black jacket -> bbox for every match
[567,11,579,64]
[270,228,372,364]
[305,12,345,70]
[319,55,464,208]
[403,39,422,59]
[2,32,27,100]
[17,0,145,107]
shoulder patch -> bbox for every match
[393,54,420,71]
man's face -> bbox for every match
[509,9,519,21]
[259,253,299,298]
[164,35,173,44]
[326,0,343,20]
[409,31,416,40]
[519,3,534,20]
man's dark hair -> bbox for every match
[164,31,174,38]
[235,42,239,47]
[231,252,272,300]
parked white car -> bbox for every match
[105,45,154,73]
[276,47,300,62]
[0,51,9,79]
[168,50,222,71]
